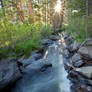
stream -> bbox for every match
[11,38,71,92]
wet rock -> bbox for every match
[49,35,60,41]
[18,52,42,68]
[68,70,84,84]
[63,61,73,72]
[64,36,73,46]
[73,60,84,68]
[40,64,52,72]
[41,39,53,46]
[68,41,80,52]
[0,58,22,90]
[63,49,70,58]
[72,53,82,63]
[22,59,51,74]
[71,84,92,92]
[31,50,42,60]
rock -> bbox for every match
[72,53,82,63]
[68,70,85,84]
[49,35,60,41]
[0,58,22,90]
[78,46,92,60]
[41,38,53,46]
[71,84,92,92]
[22,59,51,74]
[68,41,80,52]
[73,41,81,51]
[31,51,42,60]
[82,39,92,46]
[40,64,52,72]
[18,52,42,68]
[63,49,70,58]
[65,36,73,46]
[63,56,73,72]
[73,60,84,68]
[63,35,68,40]
[78,39,92,60]
[75,66,92,79]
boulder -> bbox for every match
[49,35,60,41]
[68,41,80,52]
[78,46,92,60]
[78,39,92,60]
[82,39,92,46]
[0,58,22,90]
[75,66,92,79]
[72,53,82,63]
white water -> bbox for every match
[11,44,71,92]
[47,44,71,92]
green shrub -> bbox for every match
[15,33,42,55]
[0,20,53,57]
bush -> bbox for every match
[0,20,53,57]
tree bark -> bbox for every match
[29,0,34,23]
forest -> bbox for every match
[0,0,92,92]
[0,0,92,58]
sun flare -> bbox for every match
[55,0,61,12]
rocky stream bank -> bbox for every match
[0,31,92,92]
[62,31,92,92]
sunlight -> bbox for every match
[55,0,61,12]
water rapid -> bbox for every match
[11,41,71,92]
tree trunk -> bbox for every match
[29,0,34,23]
[85,0,89,38]
[20,0,25,21]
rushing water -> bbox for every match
[11,43,71,92]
